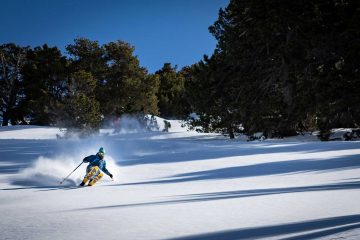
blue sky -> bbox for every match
[1,0,229,73]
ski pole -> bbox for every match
[60,162,83,184]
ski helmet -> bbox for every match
[98,147,105,158]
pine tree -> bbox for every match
[186,0,360,138]
[66,38,107,81]
[101,40,159,116]
[22,44,68,125]
[156,63,187,118]
[66,38,159,121]
[0,43,28,125]
[59,71,101,134]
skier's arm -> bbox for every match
[83,156,90,162]
[100,161,113,178]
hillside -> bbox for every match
[0,125,359,240]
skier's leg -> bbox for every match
[88,172,104,186]
[80,166,91,186]
[80,166,98,186]
[88,168,100,182]
[88,169,102,186]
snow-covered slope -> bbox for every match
[0,125,359,240]
[0,125,63,139]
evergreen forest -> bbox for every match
[1,0,359,140]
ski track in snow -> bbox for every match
[0,125,359,240]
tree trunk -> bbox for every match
[2,114,9,126]
[228,126,235,139]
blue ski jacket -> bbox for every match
[83,155,112,176]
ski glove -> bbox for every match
[83,157,89,162]
[109,174,113,178]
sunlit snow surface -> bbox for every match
[0,124,359,240]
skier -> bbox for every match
[80,147,113,186]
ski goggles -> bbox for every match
[98,152,105,158]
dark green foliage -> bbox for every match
[343,129,360,141]
[163,120,171,132]
[22,44,68,125]
[0,43,29,126]
[66,38,159,120]
[185,0,360,138]
[59,71,101,133]
[66,38,107,81]
[1,38,163,130]
[62,94,101,133]
[101,41,159,117]
[155,63,188,118]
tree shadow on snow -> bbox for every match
[74,181,360,210]
[114,153,360,186]
[0,185,78,191]
[72,191,360,239]
[0,139,57,174]
[1,177,78,191]
[115,137,360,167]
[170,180,360,203]
[167,214,360,240]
